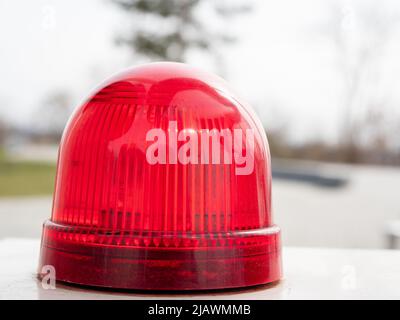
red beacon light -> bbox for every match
[38,62,282,290]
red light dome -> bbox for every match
[38,62,282,290]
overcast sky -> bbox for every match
[1,0,400,144]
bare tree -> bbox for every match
[322,1,399,162]
[0,116,7,149]
[33,91,72,141]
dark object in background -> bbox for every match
[272,159,348,188]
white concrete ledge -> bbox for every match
[1,238,400,299]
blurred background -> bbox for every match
[1,0,400,249]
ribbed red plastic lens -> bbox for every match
[38,62,282,290]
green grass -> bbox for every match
[0,152,56,197]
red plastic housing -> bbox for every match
[38,62,282,290]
